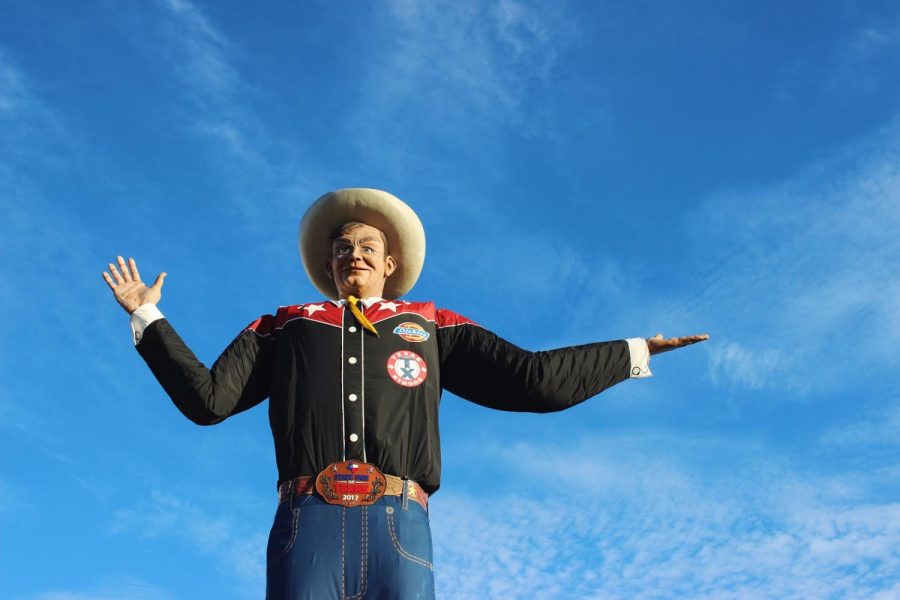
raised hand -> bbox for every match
[646,333,709,355]
[102,256,166,314]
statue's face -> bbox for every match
[326,223,396,299]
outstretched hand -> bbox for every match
[646,333,709,355]
[102,256,166,314]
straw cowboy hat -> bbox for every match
[299,188,426,300]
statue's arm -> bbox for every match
[436,309,708,413]
[103,256,272,425]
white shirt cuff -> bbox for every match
[130,303,164,345]
[626,337,652,378]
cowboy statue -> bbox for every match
[103,188,708,599]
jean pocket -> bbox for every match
[385,505,433,570]
[267,506,301,569]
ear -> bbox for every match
[384,255,397,277]
[325,258,334,279]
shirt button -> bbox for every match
[348,393,358,401]
[349,326,357,333]
[349,433,359,442]
[348,357,357,364]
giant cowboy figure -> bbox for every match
[103,189,708,599]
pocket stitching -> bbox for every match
[386,511,433,570]
[268,507,301,570]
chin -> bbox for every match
[340,279,367,295]
[343,276,367,287]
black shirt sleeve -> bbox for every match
[437,310,632,413]
[136,316,274,425]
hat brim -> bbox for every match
[299,188,426,300]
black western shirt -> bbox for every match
[132,299,649,495]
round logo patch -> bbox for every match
[393,322,430,343]
[386,350,428,387]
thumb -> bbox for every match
[151,272,167,291]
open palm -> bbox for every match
[102,256,166,314]
[646,333,709,355]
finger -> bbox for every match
[108,263,125,284]
[150,272,167,291]
[117,256,133,282]
[128,257,142,282]
[101,271,117,291]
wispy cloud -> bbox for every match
[0,52,111,461]
[707,341,791,391]
[111,488,267,595]
[432,434,900,599]
[143,0,324,243]
[386,0,566,121]
[26,576,175,600]
[0,52,67,166]
[152,0,257,161]
[347,0,592,178]
[820,397,900,448]
[0,52,27,114]
[644,125,900,394]
[776,9,900,102]
[428,226,627,326]
[160,0,239,96]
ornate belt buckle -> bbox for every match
[316,460,387,507]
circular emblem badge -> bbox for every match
[386,350,428,387]
[393,322,430,343]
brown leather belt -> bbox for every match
[278,474,429,510]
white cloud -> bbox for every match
[431,435,900,599]
[153,0,250,148]
[820,397,900,448]
[0,53,67,164]
[110,488,267,595]
[161,0,237,94]
[707,341,793,391]
[0,52,26,114]
[434,225,625,316]
[0,54,114,461]
[145,0,325,234]
[650,127,900,394]
[27,576,175,600]
[348,0,594,177]
[776,9,900,102]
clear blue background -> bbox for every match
[2,1,899,598]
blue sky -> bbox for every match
[2,1,899,598]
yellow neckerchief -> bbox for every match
[347,295,379,336]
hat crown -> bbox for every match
[299,188,426,300]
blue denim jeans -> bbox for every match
[266,492,435,600]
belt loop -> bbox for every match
[287,478,295,510]
[401,478,409,511]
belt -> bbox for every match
[278,474,429,510]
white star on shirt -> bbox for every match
[304,303,326,316]
[378,301,400,312]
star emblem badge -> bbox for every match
[378,301,400,312]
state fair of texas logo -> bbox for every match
[386,350,428,387]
